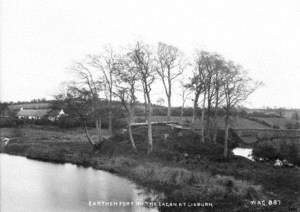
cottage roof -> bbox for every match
[17,109,50,117]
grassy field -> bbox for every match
[1,126,299,212]
[0,125,111,143]
[136,115,271,129]
[254,117,299,129]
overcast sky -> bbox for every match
[1,0,300,108]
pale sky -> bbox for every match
[1,0,300,108]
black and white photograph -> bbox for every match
[0,0,300,211]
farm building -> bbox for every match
[17,108,50,120]
[17,108,65,121]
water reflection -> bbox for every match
[0,154,157,212]
[232,148,253,161]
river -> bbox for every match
[0,154,158,212]
[232,148,253,161]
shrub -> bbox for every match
[152,107,167,116]
[155,167,194,185]
[285,121,300,129]
[25,144,69,163]
[34,117,53,126]
[171,132,229,161]
[132,163,264,200]
[0,117,17,127]
[252,141,278,161]
[278,141,300,165]
[112,117,127,130]
[132,163,264,212]
[56,116,82,128]
[112,156,137,168]
[253,138,300,165]
[3,143,30,154]
[135,117,145,123]
[132,164,197,186]
[214,175,262,198]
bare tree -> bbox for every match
[190,51,214,142]
[189,51,227,143]
[89,46,117,136]
[68,61,103,146]
[186,67,204,125]
[198,52,227,143]
[156,42,185,121]
[222,62,262,158]
[291,111,299,121]
[129,42,156,154]
[205,54,226,143]
[113,55,140,152]
[275,107,284,118]
[179,80,191,124]
[211,58,226,144]
[156,97,165,106]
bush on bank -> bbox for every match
[252,138,300,165]
[130,163,264,212]
[0,117,18,127]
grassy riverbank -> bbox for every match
[1,126,299,212]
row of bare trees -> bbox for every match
[187,51,261,157]
[57,41,261,158]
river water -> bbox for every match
[0,154,158,212]
[232,148,253,161]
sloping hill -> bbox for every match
[9,102,52,111]
[254,117,299,129]
[136,115,271,129]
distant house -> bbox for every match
[7,101,65,121]
[17,108,50,120]
[16,107,65,121]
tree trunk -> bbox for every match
[167,77,172,122]
[84,121,96,146]
[128,110,137,152]
[167,96,171,122]
[96,118,102,143]
[180,105,184,124]
[108,110,112,135]
[146,99,153,154]
[213,75,220,144]
[192,93,199,125]
[206,93,212,142]
[224,114,230,158]
[147,121,153,154]
[201,92,206,143]
[212,97,219,144]
[212,113,219,144]
[143,92,147,121]
[108,91,113,136]
[212,119,218,144]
